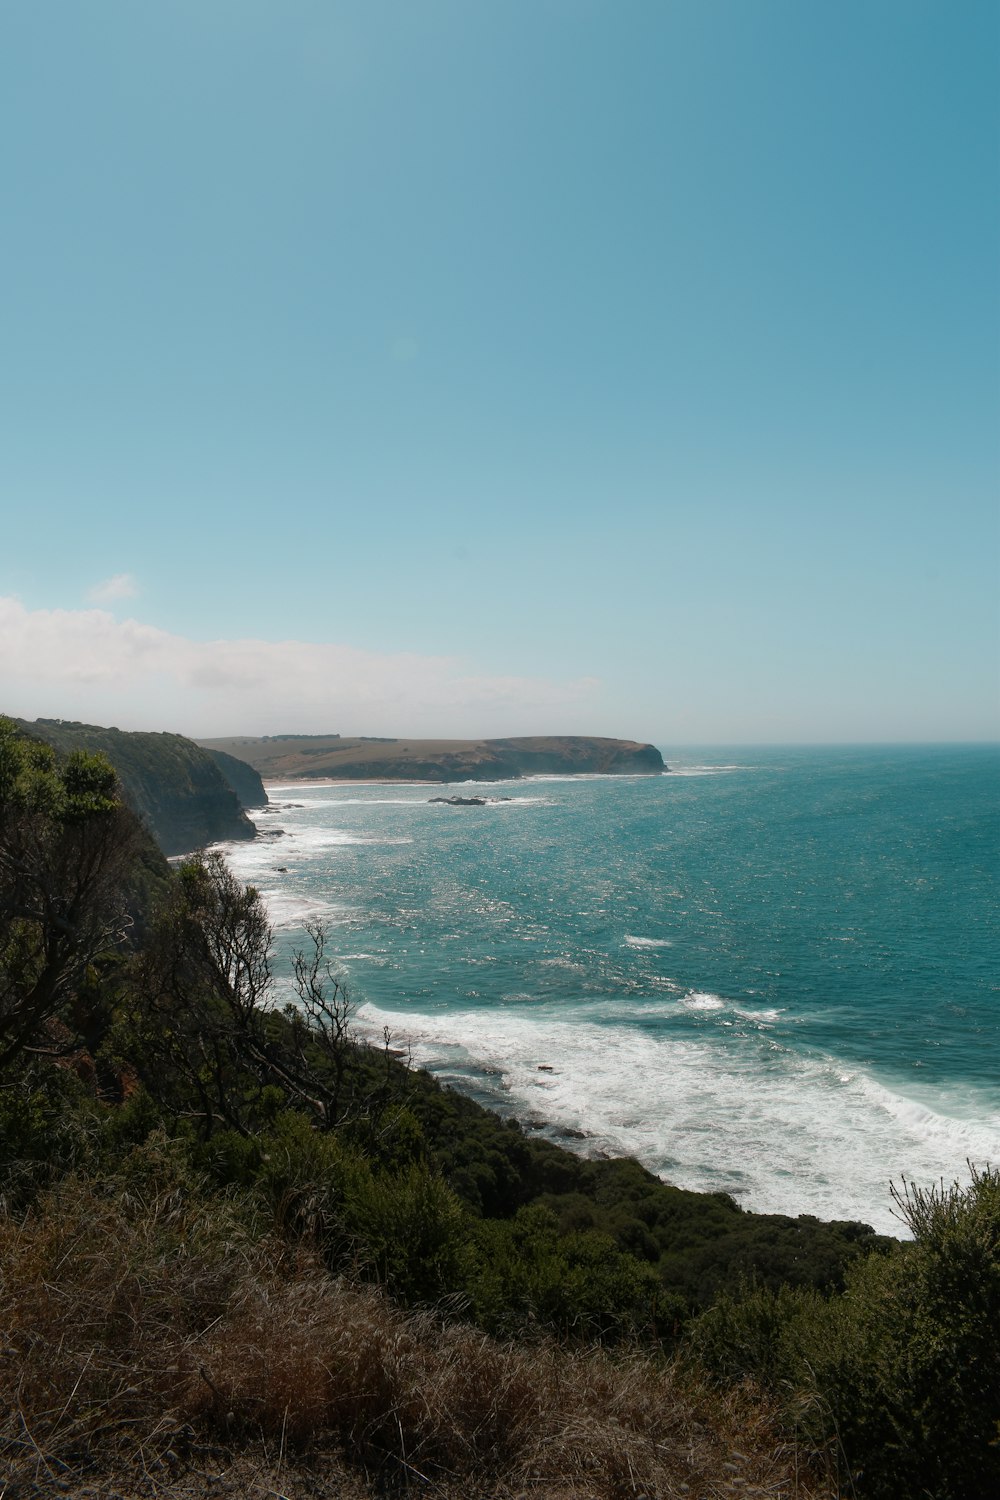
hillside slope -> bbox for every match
[197,733,666,782]
[17,718,260,855]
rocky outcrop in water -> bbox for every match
[429,795,488,806]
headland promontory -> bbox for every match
[195,734,667,783]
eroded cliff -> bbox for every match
[18,719,260,856]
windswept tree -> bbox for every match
[127,851,395,1139]
[0,717,139,1071]
[125,850,276,1136]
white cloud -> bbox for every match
[0,597,601,737]
[87,573,138,604]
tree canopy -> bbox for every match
[0,716,138,1069]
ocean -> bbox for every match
[219,744,999,1236]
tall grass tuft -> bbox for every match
[1,1139,831,1498]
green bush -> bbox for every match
[468,1203,667,1343]
[0,1058,102,1209]
[689,1166,1000,1499]
[347,1159,470,1304]
[247,1110,469,1306]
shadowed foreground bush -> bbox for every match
[0,1140,830,1498]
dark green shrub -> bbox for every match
[690,1166,1000,1499]
[0,1057,102,1209]
[250,1110,469,1306]
[468,1203,664,1342]
[346,1159,470,1304]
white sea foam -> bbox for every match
[352,999,1000,1235]
[278,797,431,809]
[732,1005,784,1024]
[264,781,354,792]
[488,797,554,806]
[263,892,349,930]
[681,991,727,1011]
[624,934,673,949]
[521,773,655,783]
[662,764,751,777]
[208,836,355,931]
[285,827,413,851]
[207,839,291,879]
[854,1072,1000,1164]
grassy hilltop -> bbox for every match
[1,715,997,1499]
[196,732,666,782]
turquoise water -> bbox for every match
[221,745,999,1234]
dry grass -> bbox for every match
[1,1166,834,1499]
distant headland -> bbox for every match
[6,719,665,855]
[196,734,667,783]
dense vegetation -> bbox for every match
[1,717,996,1498]
[16,717,260,854]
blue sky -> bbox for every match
[1,0,997,741]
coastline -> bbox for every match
[198,734,667,785]
[262,770,669,790]
[221,748,1000,1238]
[261,778,548,793]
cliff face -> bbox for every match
[489,737,665,777]
[204,747,269,808]
[197,734,666,782]
[18,719,258,856]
